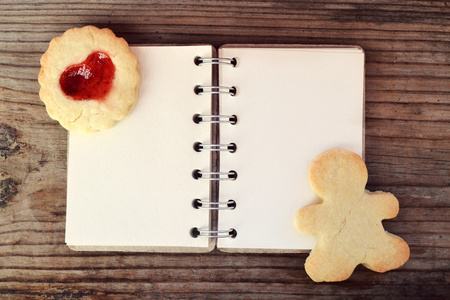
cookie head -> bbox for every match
[38,26,140,133]
[308,149,368,202]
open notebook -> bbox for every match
[66,44,365,252]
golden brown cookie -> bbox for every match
[38,26,140,133]
[294,149,410,282]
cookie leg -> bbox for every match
[362,233,410,273]
[305,243,359,282]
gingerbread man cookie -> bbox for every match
[294,149,409,282]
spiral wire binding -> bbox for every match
[191,55,239,239]
[192,169,237,181]
[191,227,237,238]
[194,56,237,67]
[193,114,238,124]
[194,85,237,96]
[193,199,236,210]
[194,142,237,153]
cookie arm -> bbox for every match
[294,204,321,235]
[366,191,399,220]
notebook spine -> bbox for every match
[192,55,238,239]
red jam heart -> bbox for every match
[59,51,115,101]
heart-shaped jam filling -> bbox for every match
[59,51,115,101]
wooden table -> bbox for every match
[1,1,448,298]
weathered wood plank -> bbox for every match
[365,119,449,139]
[366,90,449,104]
[1,280,448,298]
[366,102,449,121]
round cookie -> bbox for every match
[38,26,140,133]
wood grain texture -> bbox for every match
[0,0,448,298]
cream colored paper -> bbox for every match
[217,46,364,252]
[66,46,213,252]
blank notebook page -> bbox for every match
[218,47,364,252]
[66,45,212,251]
